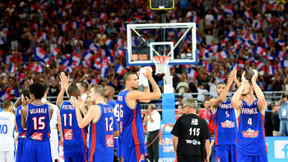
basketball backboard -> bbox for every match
[126,23,197,66]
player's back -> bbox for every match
[0,111,15,151]
[26,103,50,141]
[24,103,52,162]
[60,101,86,157]
[237,99,267,155]
[213,98,238,145]
[117,90,145,149]
[89,103,114,162]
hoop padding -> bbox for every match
[152,56,170,75]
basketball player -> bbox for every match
[209,69,239,162]
[0,100,15,162]
[70,85,118,162]
[105,85,123,161]
[116,67,161,162]
[105,86,116,107]
[42,84,62,161]
[15,90,30,162]
[231,70,268,162]
[21,83,53,162]
[57,81,87,162]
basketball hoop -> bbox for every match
[152,56,170,75]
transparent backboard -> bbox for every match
[126,23,197,66]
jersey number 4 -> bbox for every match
[32,117,46,130]
[248,118,252,126]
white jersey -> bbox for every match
[50,103,60,160]
[0,111,15,151]
[42,98,60,160]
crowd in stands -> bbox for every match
[0,0,288,105]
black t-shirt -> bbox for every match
[49,85,60,97]
[171,113,210,158]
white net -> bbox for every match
[152,56,170,75]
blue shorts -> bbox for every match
[237,151,268,162]
[23,138,51,162]
[216,144,236,162]
[16,138,25,162]
[124,144,146,162]
[64,153,86,162]
[115,137,124,158]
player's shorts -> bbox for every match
[124,144,146,162]
[216,144,236,162]
[16,137,25,162]
[115,137,124,158]
[237,150,268,162]
[23,138,51,162]
[64,153,86,162]
[88,147,114,162]
[0,150,14,162]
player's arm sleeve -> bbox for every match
[171,117,181,137]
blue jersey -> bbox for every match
[60,101,86,157]
[15,106,26,138]
[237,99,267,156]
[26,103,50,141]
[108,99,116,109]
[116,90,145,149]
[213,98,238,145]
[89,103,115,162]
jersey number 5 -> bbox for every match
[32,117,45,130]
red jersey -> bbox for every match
[199,109,215,134]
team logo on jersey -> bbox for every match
[217,157,221,162]
[106,135,114,147]
[31,132,43,141]
[191,119,198,125]
[242,128,259,138]
[221,120,235,128]
[139,154,145,162]
[64,129,73,140]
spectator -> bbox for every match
[276,93,288,136]
[182,87,192,102]
[175,95,183,106]
[264,104,273,136]
[272,105,280,136]
[143,104,161,162]
[176,74,189,94]
[196,83,208,104]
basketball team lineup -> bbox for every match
[0,65,269,162]
[0,0,285,161]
